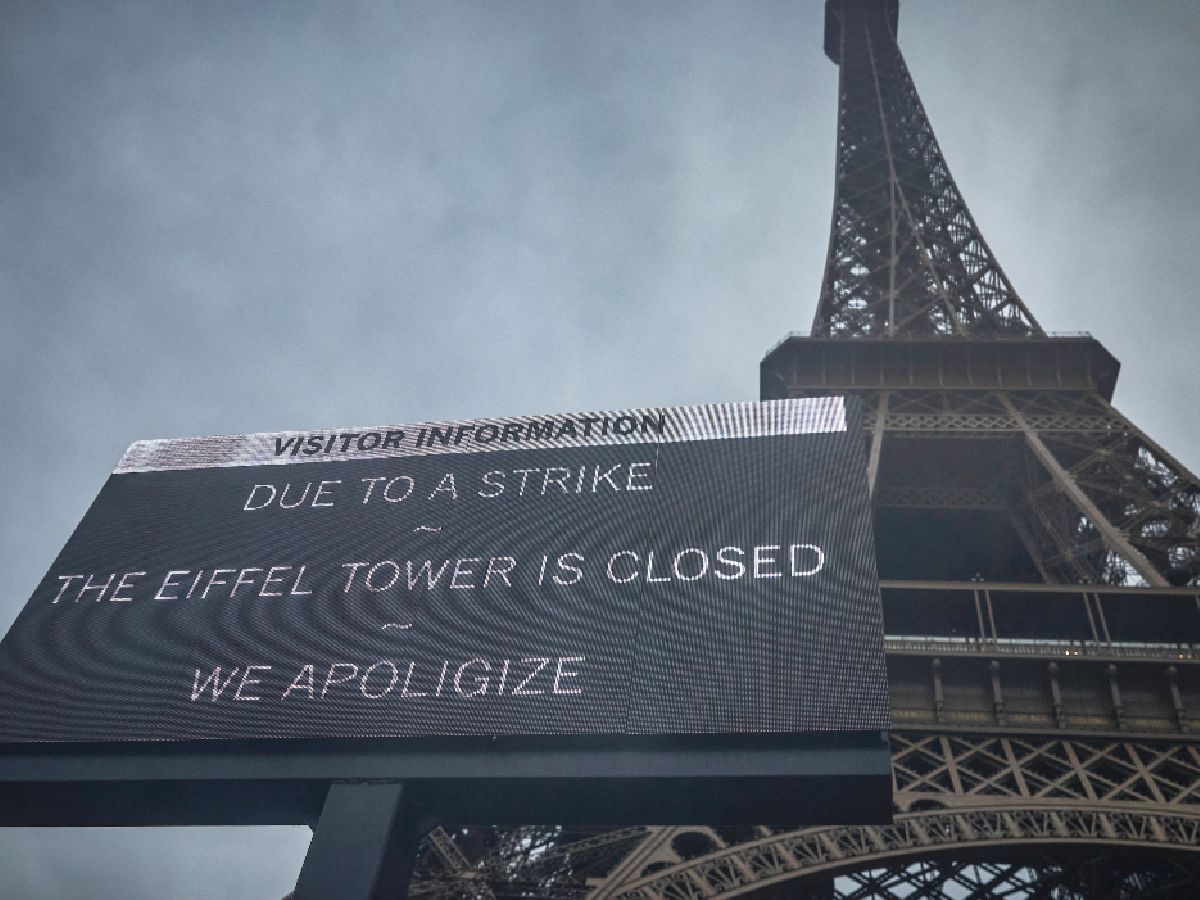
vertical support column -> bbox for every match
[1167,667,1190,733]
[931,658,944,724]
[294,781,425,900]
[972,588,987,643]
[982,588,998,643]
[1106,665,1125,732]
[1047,662,1065,729]
[999,394,1166,587]
[1091,592,1113,646]
[1081,590,1101,643]
[989,660,1006,727]
[867,391,889,495]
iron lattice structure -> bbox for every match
[401,1,1200,898]
[813,0,1039,338]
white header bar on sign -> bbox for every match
[115,397,847,473]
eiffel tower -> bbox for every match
[405,1,1200,897]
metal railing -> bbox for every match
[765,330,1096,355]
[885,634,1199,661]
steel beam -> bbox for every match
[1000,394,1167,587]
[294,781,423,900]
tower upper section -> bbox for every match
[814,0,1043,338]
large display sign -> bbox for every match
[0,398,888,744]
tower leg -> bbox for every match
[294,781,424,900]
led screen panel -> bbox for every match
[0,398,888,742]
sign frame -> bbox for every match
[0,730,891,898]
[0,397,892,898]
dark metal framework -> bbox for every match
[815,0,1039,338]
[402,1,1200,898]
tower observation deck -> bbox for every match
[406,2,1200,897]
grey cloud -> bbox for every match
[1,1,1196,896]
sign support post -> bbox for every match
[294,781,425,900]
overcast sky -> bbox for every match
[1,2,1198,897]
